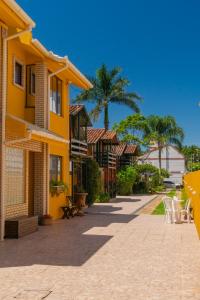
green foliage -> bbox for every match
[74,64,142,129]
[188,162,200,172]
[152,185,165,192]
[86,159,101,206]
[133,163,169,194]
[160,168,170,178]
[180,189,188,208]
[167,189,176,198]
[181,145,200,170]
[117,166,137,195]
[112,114,146,144]
[152,188,176,215]
[50,180,68,196]
[152,201,165,215]
[144,115,184,148]
[112,114,184,169]
[135,163,159,174]
[95,192,110,203]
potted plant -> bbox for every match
[41,214,53,225]
[50,180,68,196]
[74,186,88,215]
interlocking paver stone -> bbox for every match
[0,195,199,299]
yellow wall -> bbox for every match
[49,75,69,139]
[7,38,39,121]
[6,30,71,220]
[184,171,200,237]
[49,142,70,219]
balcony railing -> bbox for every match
[119,157,133,167]
[95,151,116,168]
[71,139,88,157]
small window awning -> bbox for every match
[6,114,69,145]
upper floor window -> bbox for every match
[29,66,36,95]
[14,58,25,88]
[50,75,62,116]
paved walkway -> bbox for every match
[0,195,200,300]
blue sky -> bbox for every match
[18,0,200,145]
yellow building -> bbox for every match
[0,0,92,239]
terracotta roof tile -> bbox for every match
[69,105,92,126]
[101,130,119,144]
[124,144,137,154]
[87,128,105,143]
[87,128,119,144]
[114,143,127,156]
[69,105,84,115]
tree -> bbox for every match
[74,64,142,130]
[143,115,184,169]
[86,159,101,206]
[181,145,200,170]
[112,113,147,144]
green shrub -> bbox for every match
[188,162,200,172]
[133,163,169,194]
[86,159,101,206]
[96,192,110,203]
[117,166,137,195]
[152,185,165,193]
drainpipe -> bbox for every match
[46,59,69,214]
[1,27,32,241]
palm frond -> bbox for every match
[89,104,103,122]
[110,96,140,113]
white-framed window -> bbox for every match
[50,75,62,115]
[13,57,25,89]
[50,155,62,181]
[5,148,25,206]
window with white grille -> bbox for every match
[5,148,25,206]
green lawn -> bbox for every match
[180,189,188,208]
[152,189,176,215]
[166,189,176,198]
[152,201,165,215]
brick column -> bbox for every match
[34,144,49,215]
[34,63,49,216]
[0,26,3,237]
[35,63,48,129]
[0,26,8,239]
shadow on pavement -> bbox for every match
[0,203,138,268]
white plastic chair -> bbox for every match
[162,197,173,224]
[180,199,191,223]
[172,197,181,223]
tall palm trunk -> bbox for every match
[104,103,109,130]
[158,144,162,170]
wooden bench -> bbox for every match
[5,215,38,239]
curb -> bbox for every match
[131,195,160,215]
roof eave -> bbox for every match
[32,39,93,90]
[3,0,36,28]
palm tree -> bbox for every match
[143,115,184,170]
[74,64,142,130]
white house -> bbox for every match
[139,145,186,184]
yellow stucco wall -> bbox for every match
[184,171,200,237]
[49,142,70,219]
[6,38,71,220]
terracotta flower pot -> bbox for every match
[41,217,53,225]
[74,193,88,209]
